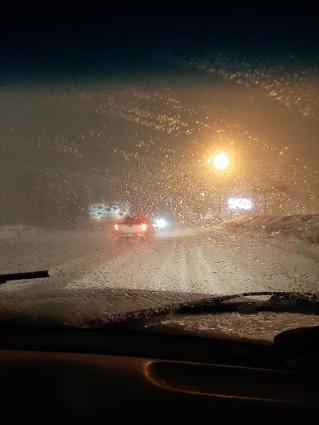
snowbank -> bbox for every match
[221,214,319,244]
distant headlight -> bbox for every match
[154,218,167,229]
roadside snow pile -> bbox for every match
[222,214,319,244]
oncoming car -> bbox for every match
[113,216,154,240]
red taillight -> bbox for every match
[140,223,147,232]
[114,224,119,231]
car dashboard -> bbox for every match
[0,324,318,424]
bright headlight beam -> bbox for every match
[154,218,168,229]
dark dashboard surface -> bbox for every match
[1,324,318,424]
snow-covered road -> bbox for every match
[1,226,318,303]
[0,224,318,330]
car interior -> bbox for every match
[1,321,319,424]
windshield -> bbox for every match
[0,8,319,340]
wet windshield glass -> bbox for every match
[123,217,148,224]
[0,8,318,339]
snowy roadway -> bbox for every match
[1,226,318,308]
[1,225,319,340]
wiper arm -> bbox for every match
[175,291,319,314]
[0,270,49,284]
[93,291,319,328]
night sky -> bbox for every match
[0,4,318,225]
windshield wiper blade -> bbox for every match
[93,291,319,328]
[175,291,319,314]
[0,270,49,284]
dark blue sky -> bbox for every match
[1,3,318,82]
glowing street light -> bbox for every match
[206,150,232,220]
[209,151,230,171]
